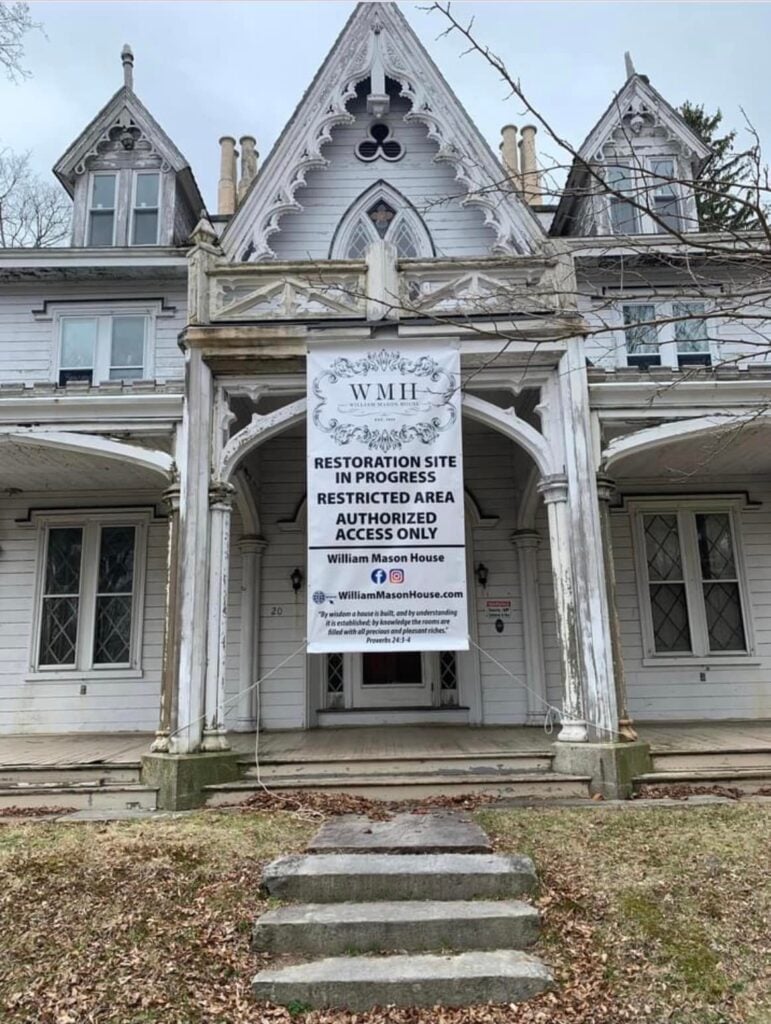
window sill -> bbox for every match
[641,657,761,669]
[25,668,144,683]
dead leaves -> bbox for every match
[230,789,498,820]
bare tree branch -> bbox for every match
[0,147,71,247]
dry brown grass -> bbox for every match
[0,805,768,1023]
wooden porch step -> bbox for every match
[242,752,554,776]
[650,749,771,772]
[204,771,591,805]
[0,783,158,812]
[634,767,771,793]
[0,763,142,786]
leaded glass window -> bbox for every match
[34,518,145,673]
[695,514,746,652]
[643,514,692,653]
[346,219,372,259]
[93,526,136,664]
[439,651,458,707]
[39,528,83,666]
[637,507,749,659]
[391,219,419,258]
[326,652,345,709]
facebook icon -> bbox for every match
[371,568,387,584]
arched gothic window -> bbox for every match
[331,183,434,260]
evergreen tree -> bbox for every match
[678,101,761,232]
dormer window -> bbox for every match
[88,173,117,246]
[649,159,683,232]
[131,172,160,245]
[606,165,640,235]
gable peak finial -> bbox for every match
[121,44,134,91]
[624,51,636,79]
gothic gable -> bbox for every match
[223,2,544,262]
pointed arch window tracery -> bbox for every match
[331,183,433,260]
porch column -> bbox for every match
[596,476,637,741]
[171,348,214,754]
[202,482,235,751]
[151,483,181,753]
[235,535,267,731]
[558,343,618,741]
[511,530,548,726]
[538,476,586,741]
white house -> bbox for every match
[1,3,769,806]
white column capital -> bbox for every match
[209,481,236,511]
[595,475,618,505]
[510,529,540,550]
[537,474,569,504]
[240,534,268,556]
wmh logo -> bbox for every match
[348,382,418,401]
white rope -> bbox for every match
[468,636,623,741]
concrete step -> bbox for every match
[253,899,540,955]
[0,763,142,786]
[262,852,537,903]
[252,949,553,1010]
[205,771,590,804]
[650,750,771,772]
[0,783,158,812]
[245,752,554,776]
[635,767,771,793]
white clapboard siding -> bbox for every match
[0,490,167,734]
[463,423,528,724]
[0,280,187,385]
[254,430,309,730]
[611,485,771,721]
[270,93,495,261]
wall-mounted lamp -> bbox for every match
[290,567,304,593]
[475,563,489,588]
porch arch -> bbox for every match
[603,411,771,473]
[218,393,554,483]
[0,428,174,479]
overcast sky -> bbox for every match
[2,1,769,210]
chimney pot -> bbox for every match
[238,135,259,202]
[519,124,542,206]
[121,44,134,91]
[218,136,238,216]
[500,124,520,191]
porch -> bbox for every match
[2,722,770,808]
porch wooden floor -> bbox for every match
[2,721,771,767]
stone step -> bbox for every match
[0,763,142,786]
[252,949,553,1010]
[307,811,492,854]
[205,771,590,805]
[262,852,537,902]
[0,784,158,812]
[253,899,540,955]
[635,767,771,793]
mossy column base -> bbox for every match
[552,741,652,800]
[142,751,242,810]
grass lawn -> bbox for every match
[0,805,768,1023]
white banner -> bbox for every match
[307,342,468,653]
